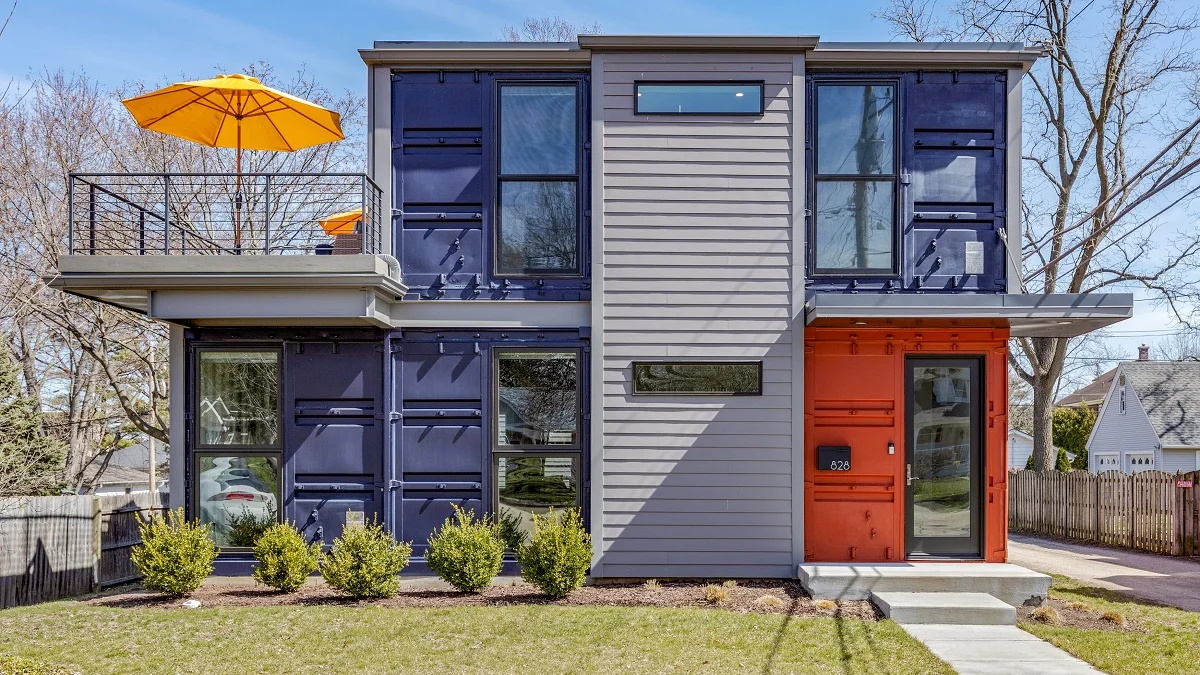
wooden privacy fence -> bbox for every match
[1009,469,1200,556]
[0,491,167,609]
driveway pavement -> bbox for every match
[1009,533,1200,612]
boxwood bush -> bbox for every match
[320,520,411,599]
[518,508,591,599]
[252,522,321,592]
[426,506,505,592]
[130,508,217,597]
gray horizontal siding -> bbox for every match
[1088,367,1161,473]
[598,51,796,578]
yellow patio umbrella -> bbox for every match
[319,208,363,236]
[121,73,345,247]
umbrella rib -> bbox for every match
[243,91,343,138]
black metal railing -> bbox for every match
[68,173,383,255]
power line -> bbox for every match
[1064,0,1098,29]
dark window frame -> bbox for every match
[492,347,584,452]
[192,346,283,452]
[634,80,766,116]
[493,78,586,278]
[809,78,902,277]
[631,360,764,396]
[191,450,283,552]
[492,451,583,518]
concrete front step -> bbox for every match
[871,591,1016,625]
[798,562,1050,607]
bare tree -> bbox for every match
[879,0,1200,471]
[1155,331,1200,360]
[0,66,364,490]
[502,16,601,42]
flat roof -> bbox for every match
[361,36,1044,70]
[805,292,1133,338]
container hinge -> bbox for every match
[900,173,912,185]
[388,411,402,422]
[388,479,402,489]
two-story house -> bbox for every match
[51,35,1132,577]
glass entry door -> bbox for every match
[905,358,983,558]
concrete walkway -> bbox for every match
[902,624,1101,675]
[1009,533,1200,612]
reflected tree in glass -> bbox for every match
[198,351,279,446]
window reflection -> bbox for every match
[198,351,279,446]
[197,455,280,547]
[815,181,894,270]
[497,455,579,544]
[635,83,764,114]
[498,181,578,273]
[500,85,577,175]
[817,85,895,175]
[497,351,578,447]
[911,366,973,539]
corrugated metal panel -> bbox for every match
[598,52,796,578]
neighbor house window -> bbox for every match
[812,81,898,274]
[632,362,763,395]
[194,348,282,546]
[634,82,765,115]
[497,83,581,276]
[493,349,582,545]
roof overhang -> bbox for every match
[578,35,819,52]
[48,255,407,327]
[361,42,591,68]
[808,41,1044,72]
[805,292,1133,338]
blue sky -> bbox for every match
[0,0,896,91]
[0,0,1186,368]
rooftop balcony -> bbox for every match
[51,172,406,326]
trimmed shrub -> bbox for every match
[227,505,278,547]
[320,520,412,599]
[252,522,321,593]
[426,505,505,592]
[0,655,71,675]
[130,508,217,597]
[517,507,591,599]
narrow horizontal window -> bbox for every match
[632,362,763,395]
[635,82,764,115]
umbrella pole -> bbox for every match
[234,119,243,252]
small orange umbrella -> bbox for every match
[319,208,363,236]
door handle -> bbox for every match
[906,463,915,486]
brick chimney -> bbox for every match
[1138,344,1150,361]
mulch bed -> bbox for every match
[1017,596,1144,633]
[87,579,879,620]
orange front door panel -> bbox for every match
[803,327,1009,563]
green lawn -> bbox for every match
[1020,575,1200,675]
[0,602,952,675]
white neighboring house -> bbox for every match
[1087,361,1200,474]
[1009,429,1035,469]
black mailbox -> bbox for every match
[817,445,851,471]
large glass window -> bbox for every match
[496,350,579,447]
[635,82,764,115]
[196,454,281,547]
[197,350,280,447]
[496,454,580,544]
[497,83,581,276]
[812,82,898,274]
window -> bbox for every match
[632,362,763,395]
[194,348,282,547]
[493,349,582,544]
[1126,453,1154,473]
[634,82,764,115]
[497,83,581,276]
[495,454,580,543]
[197,350,280,447]
[811,82,899,274]
[196,454,281,547]
[496,350,579,447]
[1119,386,1127,414]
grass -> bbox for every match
[0,601,953,674]
[1020,574,1200,675]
